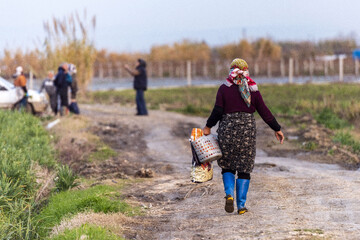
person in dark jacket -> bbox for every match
[39,71,58,115]
[54,63,72,116]
[124,59,148,116]
[68,63,80,114]
[203,58,284,215]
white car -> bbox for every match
[0,76,48,114]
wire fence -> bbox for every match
[93,57,360,82]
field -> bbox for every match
[2,83,360,239]
[85,83,360,158]
[86,83,360,122]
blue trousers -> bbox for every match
[19,96,28,111]
[136,90,148,115]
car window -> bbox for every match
[0,86,7,91]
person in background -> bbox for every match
[124,59,148,116]
[68,63,80,114]
[39,71,58,115]
[54,63,72,116]
[13,66,28,110]
[203,58,284,215]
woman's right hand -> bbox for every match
[203,126,211,136]
[275,130,284,144]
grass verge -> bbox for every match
[37,184,139,238]
[49,224,124,240]
[0,110,56,239]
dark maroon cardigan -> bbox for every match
[206,84,281,131]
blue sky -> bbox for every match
[0,0,359,53]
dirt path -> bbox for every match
[81,104,360,240]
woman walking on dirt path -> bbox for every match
[124,59,148,116]
[203,58,284,215]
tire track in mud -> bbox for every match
[81,104,360,240]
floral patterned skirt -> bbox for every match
[217,112,256,173]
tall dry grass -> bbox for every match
[42,10,97,93]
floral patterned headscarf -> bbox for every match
[225,58,257,107]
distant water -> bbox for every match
[31,75,360,92]
[89,75,360,91]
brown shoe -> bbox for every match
[224,194,234,213]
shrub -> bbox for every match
[315,108,349,130]
[54,165,79,192]
[304,141,318,151]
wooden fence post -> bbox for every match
[187,60,192,86]
[309,58,314,82]
[169,62,173,78]
[158,62,163,78]
[108,63,113,79]
[324,61,328,77]
[99,63,104,79]
[267,61,272,78]
[289,58,294,84]
[254,62,259,76]
[180,62,185,78]
[117,62,122,78]
[215,60,221,79]
[295,58,299,76]
[280,58,285,77]
[339,56,344,82]
[203,61,208,78]
[29,70,33,90]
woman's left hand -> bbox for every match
[203,126,211,136]
[275,131,284,144]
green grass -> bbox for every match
[303,141,318,151]
[314,108,349,130]
[37,184,139,238]
[0,110,56,168]
[84,87,218,117]
[259,84,360,120]
[88,144,117,162]
[333,132,360,154]
[54,165,80,192]
[50,224,123,240]
[0,110,57,239]
[84,84,360,125]
[294,228,324,234]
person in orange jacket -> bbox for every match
[13,66,28,110]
